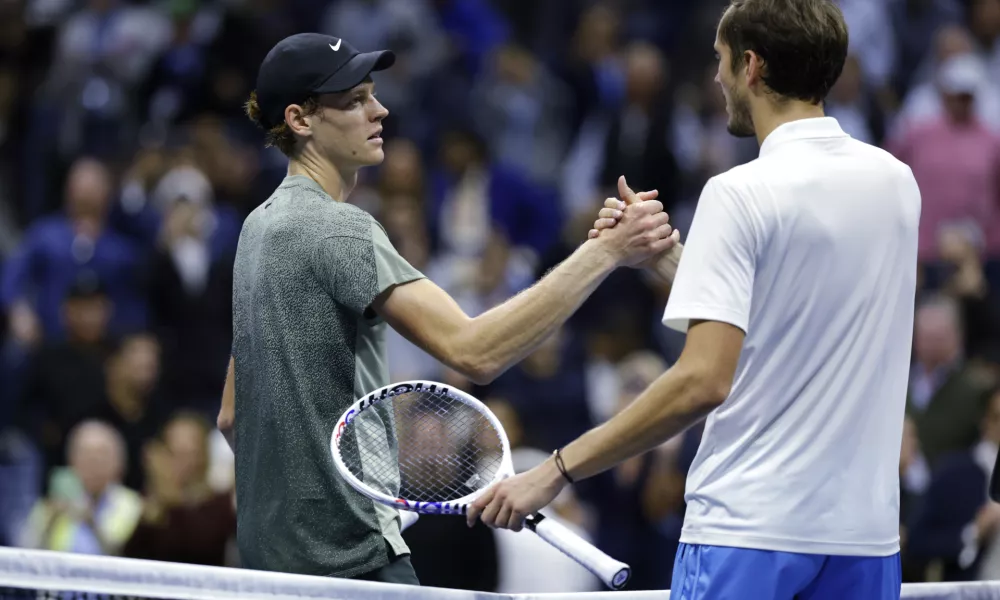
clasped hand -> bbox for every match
[466,175,679,532]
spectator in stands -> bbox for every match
[599,42,680,214]
[896,25,1000,135]
[0,157,146,345]
[889,53,1000,263]
[136,0,223,128]
[487,326,592,451]
[889,0,965,94]
[18,420,142,555]
[556,3,624,134]
[670,64,757,201]
[836,0,896,97]
[123,412,235,566]
[556,3,626,214]
[93,333,169,492]
[147,165,235,412]
[429,127,561,262]
[935,222,1000,363]
[470,43,575,186]
[425,129,559,323]
[908,294,995,467]
[376,138,428,206]
[906,386,1000,581]
[184,116,261,215]
[434,0,509,78]
[577,351,681,590]
[968,0,1000,81]
[16,275,114,474]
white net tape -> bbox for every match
[0,548,998,599]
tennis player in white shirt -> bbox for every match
[468,0,922,598]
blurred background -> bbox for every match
[0,0,999,592]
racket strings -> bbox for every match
[340,391,504,502]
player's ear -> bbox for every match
[744,50,764,88]
[285,104,313,138]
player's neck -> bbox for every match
[752,99,827,147]
[287,155,357,203]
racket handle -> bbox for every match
[399,511,419,532]
[525,513,631,590]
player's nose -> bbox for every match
[371,96,389,121]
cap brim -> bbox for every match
[314,50,396,94]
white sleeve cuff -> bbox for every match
[662,304,749,334]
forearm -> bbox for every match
[647,244,683,286]
[559,366,719,481]
[459,241,617,381]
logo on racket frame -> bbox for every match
[335,382,452,443]
[394,497,465,515]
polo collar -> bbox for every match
[759,117,848,156]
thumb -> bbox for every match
[618,175,639,205]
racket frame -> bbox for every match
[330,379,631,590]
[330,380,513,516]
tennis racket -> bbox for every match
[330,380,631,590]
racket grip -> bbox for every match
[399,511,419,532]
[526,513,631,590]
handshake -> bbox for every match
[588,176,683,277]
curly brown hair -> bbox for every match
[244,91,322,157]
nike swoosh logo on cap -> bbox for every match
[330,40,342,51]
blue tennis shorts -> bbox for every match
[669,543,901,600]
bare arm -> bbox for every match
[555,320,741,479]
[647,244,683,286]
[374,200,675,384]
[468,320,745,529]
[217,357,235,452]
[375,240,617,385]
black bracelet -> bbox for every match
[552,448,574,484]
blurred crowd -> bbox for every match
[0,0,999,593]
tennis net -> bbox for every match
[1,547,999,600]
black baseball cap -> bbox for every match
[255,33,395,130]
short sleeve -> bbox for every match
[662,177,760,334]
[314,219,425,316]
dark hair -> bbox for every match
[245,90,321,157]
[718,0,849,104]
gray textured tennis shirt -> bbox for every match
[231,175,424,577]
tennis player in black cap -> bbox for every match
[217,32,675,583]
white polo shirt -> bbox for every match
[663,117,921,556]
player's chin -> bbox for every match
[353,148,385,167]
[358,144,385,166]
[726,117,756,139]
